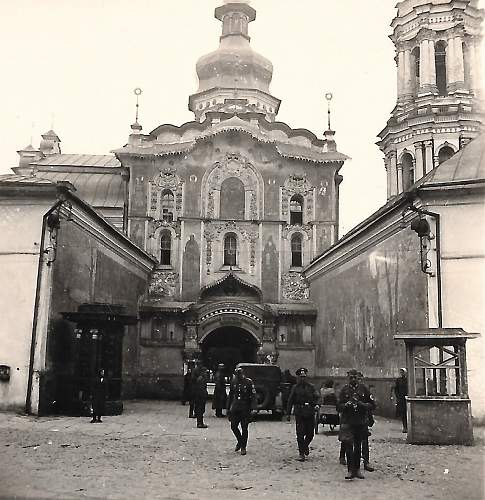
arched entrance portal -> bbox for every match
[200,326,259,373]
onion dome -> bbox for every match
[189,1,280,122]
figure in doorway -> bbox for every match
[212,363,227,418]
[391,367,408,433]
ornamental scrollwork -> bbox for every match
[281,174,315,219]
[148,219,181,239]
[281,272,310,302]
[148,270,179,298]
[282,224,312,240]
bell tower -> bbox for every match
[378,0,484,199]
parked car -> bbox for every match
[235,363,284,419]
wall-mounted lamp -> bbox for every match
[411,217,435,276]
[0,365,11,382]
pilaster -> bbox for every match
[424,140,434,174]
[414,142,425,181]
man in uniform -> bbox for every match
[337,369,375,479]
[286,367,319,461]
[213,363,227,418]
[193,365,209,429]
[227,366,257,455]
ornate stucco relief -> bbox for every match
[202,153,263,219]
[281,174,315,221]
[148,270,179,298]
[281,272,310,301]
[147,168,184,220]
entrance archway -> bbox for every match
[200,326,259,373]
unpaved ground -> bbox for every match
[0,400,483,500]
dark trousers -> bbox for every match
[362,433,369,463]
[195,398,206,426]
[230,411,250,449]
[295,415,314,454]
[188,400,195,418]
[343,424,367,472]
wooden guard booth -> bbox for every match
[394,328,479,445]
[62,303,137,416]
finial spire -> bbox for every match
[131,88,143,133]
[325,92,333,131]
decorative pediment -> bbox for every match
[199,272,262,302]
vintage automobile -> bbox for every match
[235,363,284,419]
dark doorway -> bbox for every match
[201,326,258,373]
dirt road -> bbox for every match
[0,400,483,500]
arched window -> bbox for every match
[161,190,174,222]
[220,177,245,220]
[223,232,237,267]
[412,47,420,93]
[438,145,454,165]
[160,230,171,266]
[289,194,303,225]
[435,41,447,96]
[291,233,303,267]
[401,152,415,190]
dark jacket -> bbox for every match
[193,370,208,402]
[337,382,375,426]
[287,381,318,417]
[91,375,107,414]
[212,370,227,410]
[227,377,256,414]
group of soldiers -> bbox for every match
[182,362,385,480]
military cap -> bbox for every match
[296,367,308,376]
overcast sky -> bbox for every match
[1,0,404,235]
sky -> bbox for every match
[1,0,403,235]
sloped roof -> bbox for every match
[34,171,125,208]
[0,174,55,185]
[420,133,485,186]
[32,154,120,168]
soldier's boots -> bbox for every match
[240,448,247,456]
[364,462,375,472]
[297,453,305,462]
[345,469,365,480]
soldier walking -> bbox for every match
[286,367,319,461]
[227,366,256,455]
[337,369,375,479]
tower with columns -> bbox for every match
[378,0,484,199]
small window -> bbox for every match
[291,233,303,267]
[224,232,237,267]
[401,152,414,190]
[289,194,304,225]
[160,230,171,265]
[161,189,174,222]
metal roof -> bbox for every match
[421,133,485,186]
[36,171,125,208]
[32,154,120,168]
[0,174,54,185]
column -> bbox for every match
[385,159,391,200]
[397,161,403,193]
[446,38,456,92]
[424,140,434,174]
[397,50,405,101]
[428,40,436,91]
[414,142,425,180]
[453,37,465,90]
[389,151,398,197]
[419,39,430,92]
[403,48,413,99]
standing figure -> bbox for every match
[193,366,209,428]
[286,367,319,462]
[392,368,408,433]
[212,363,227,418]
[358,374,375,472]
[91,368,107,423]
[227,366,256,456]
[183,361,195,418]
[337,369,375,480]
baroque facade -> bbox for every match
[113,1,348,390]
[378,0,484,198]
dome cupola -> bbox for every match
[189,1,280,122]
